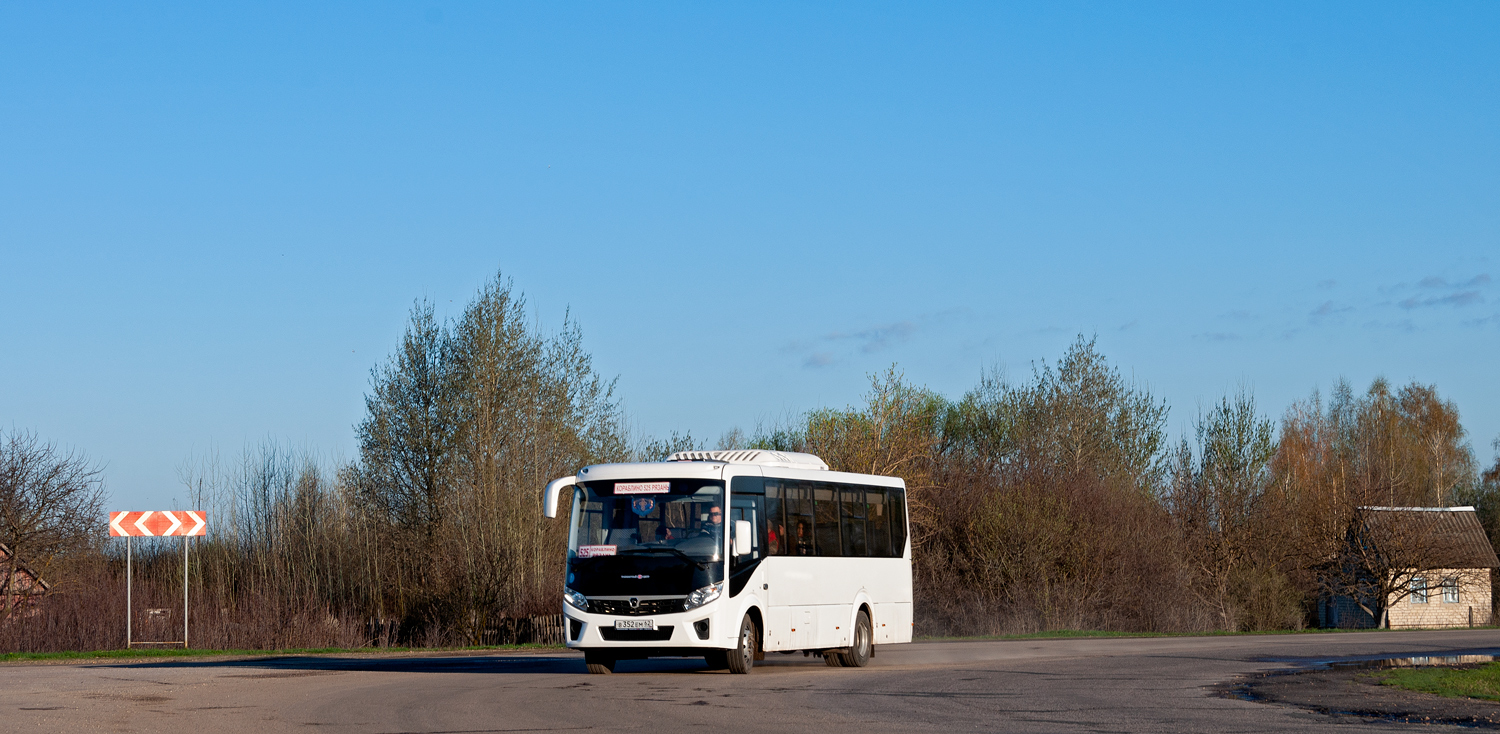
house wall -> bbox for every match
[2,568,47,616]
[1319,594,1377,629]
[1387,568,1492,629]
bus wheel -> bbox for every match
[844,610,872,668]
[824,650,844,667]
[727,615,757,674]
[584,650,616,674]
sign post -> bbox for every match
[109,511,207,648]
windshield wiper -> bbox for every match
[615,547,716,566]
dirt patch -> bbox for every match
[84,693,175,704]
[1225,665,1500,728]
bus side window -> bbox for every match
[813,482,841,556]
[890,486,908,557]
[787,481,814,556]
[841,486,867,556]
[866,488,891,557]
[765,480,786,555]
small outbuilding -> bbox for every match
[0,542,51,618]
[1319,506,1499,629]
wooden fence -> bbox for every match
[475,614,565,646]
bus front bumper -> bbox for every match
[563,603,728,651]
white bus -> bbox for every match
[542,449,913,674]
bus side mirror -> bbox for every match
[734,520,752,556]
[544,476,576,519]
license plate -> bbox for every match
[614,619,655,631]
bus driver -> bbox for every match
[702,506,723,539]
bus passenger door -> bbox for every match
[760,479,793,651]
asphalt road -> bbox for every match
[6,629,1500,733]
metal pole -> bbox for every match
[126,536,132,648]
[183,534,189,648]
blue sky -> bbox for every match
[3,2,1497,509]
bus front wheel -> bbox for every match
[584,650,616,674]
[727,615,757,674]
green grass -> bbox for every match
[0,642,563,664]
[1377,663,1500,701]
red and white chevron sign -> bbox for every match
[109,511,208,537]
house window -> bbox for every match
[1411,576,1428,604]
[1442,577,1460,604]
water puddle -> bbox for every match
[1257,648,1500,672]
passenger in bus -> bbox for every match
[768,523,784,555]
[795,522,812,556]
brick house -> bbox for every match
[0,543,51,617]
[1319,507,1499,629]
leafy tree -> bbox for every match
[1169,393,1283,629]
[926,337,1181,633]
[351,272,632,634]
[353,301,459,534]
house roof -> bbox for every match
[1359,506,1500,569]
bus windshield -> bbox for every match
[567,479,725,596]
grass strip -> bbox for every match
[1377,663,1500,701]
[0,643,563,663]
[915,626,1481,642]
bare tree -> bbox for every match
[0,431,105,619]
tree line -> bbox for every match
[3,272,1498,651]
[752,347,1499,635]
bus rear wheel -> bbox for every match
[843,610,872,667]
[726,615,757,674]
[584,650,616,674]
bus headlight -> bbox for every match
[682,581,724,611]
[564,588,588,611]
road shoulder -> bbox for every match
[1229,666,1500,728]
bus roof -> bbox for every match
[665,450,829,471]
[574,451,904,487]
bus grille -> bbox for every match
[589,598,684,616]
